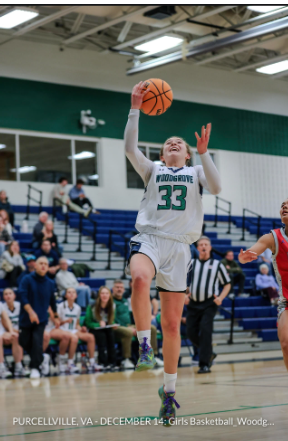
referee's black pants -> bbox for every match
[19,323,46,370]
[186,298,218,368]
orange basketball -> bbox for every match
[141,78,173,116]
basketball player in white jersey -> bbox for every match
[43,307,72,374]
[125,82,221,426]
[58,288,96,373]
[1,288,29,377]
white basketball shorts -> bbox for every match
[128,233,191,292]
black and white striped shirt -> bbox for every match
[187,258,230,302]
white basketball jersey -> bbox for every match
[2,301,21,331]
[136,164,204,244]
[58,301,81,331]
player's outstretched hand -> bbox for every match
[195,123,211,155]
[238,248,258,264]
[131,81,150,110]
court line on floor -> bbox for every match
[1,402,288,437]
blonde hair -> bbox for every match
[160,137,191,166]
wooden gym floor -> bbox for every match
[0,359,287,441]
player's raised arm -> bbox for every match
[238,233,274,264]
[195,124,221,195]
[124,82,154,186]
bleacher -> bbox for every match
[5,207,281,361]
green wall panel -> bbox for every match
[0,76,288,156]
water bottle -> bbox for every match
[21,220,28,233]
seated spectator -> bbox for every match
[35,240,59,279]
[55,258,91,308]
[257,248,273,275]
[0,241,25,287]
[0,210,13,236]
[38,220,62,257]
[0,190,15,227]
[69,179,100,214]
[18,256,59,379]
[256,264,279,305]
[221,250,246,296]
[112,279,163,369]
[54,177,92,218]
[58,288,96,373]
[43,307,72,374]
[1,288,29,376]
[0,214,12,257]
[85,286,117,370]
[32,212,49,248]
[17,255,36,286]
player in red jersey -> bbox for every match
[238,198,288,370]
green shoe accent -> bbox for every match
[158,385,180,427]
[135,337,156,372]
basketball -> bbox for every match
[141,78,173,116]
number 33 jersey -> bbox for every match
[135,164,205,244]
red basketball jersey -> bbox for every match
[271,228,288,303]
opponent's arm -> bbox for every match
[195,125,221,195]
[124,82,155,186]
[238,233,275,264]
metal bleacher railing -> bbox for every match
[214,196,232,234]
[218,295,236,344]
[106,229,137,279]
[240,208,261,241]
[76,214,98,261]
[25,184,43,220]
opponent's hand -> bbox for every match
[195,124,212,155]
[238,249,258,264]
[131,82,150,110]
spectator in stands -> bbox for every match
[256,263,279,305]
[0,214,12,256]
[43,307,72,374]
[35,240,59,279]
[123,279,159,326]
[112,279,163,369]
[0,190,15,227]
[0,210,13,236]
[69,179,100,214]
[55,258,91,308]
[257,248,273,275]
[85,286,117,370]
[18,256,59,379]
[1,241,25,287]
[32,212,49,248]
[221,250,246,296]
[54,177,92,218]
[38,220,61,257]
[1,288,29,377]
[58,288,97,373]
[17,255,36,286]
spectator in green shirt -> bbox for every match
[112,279,163,369]
[85,286,117,370]
[221,250,246,296]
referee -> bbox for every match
[186,236,231,374]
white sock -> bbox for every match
[59,355,66,363]
[0,363,5,369]
[89,358,95,365]
[137,330,151,347]
[15,362,22,369]
[164,372,177,393]
[68,359,74,365]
